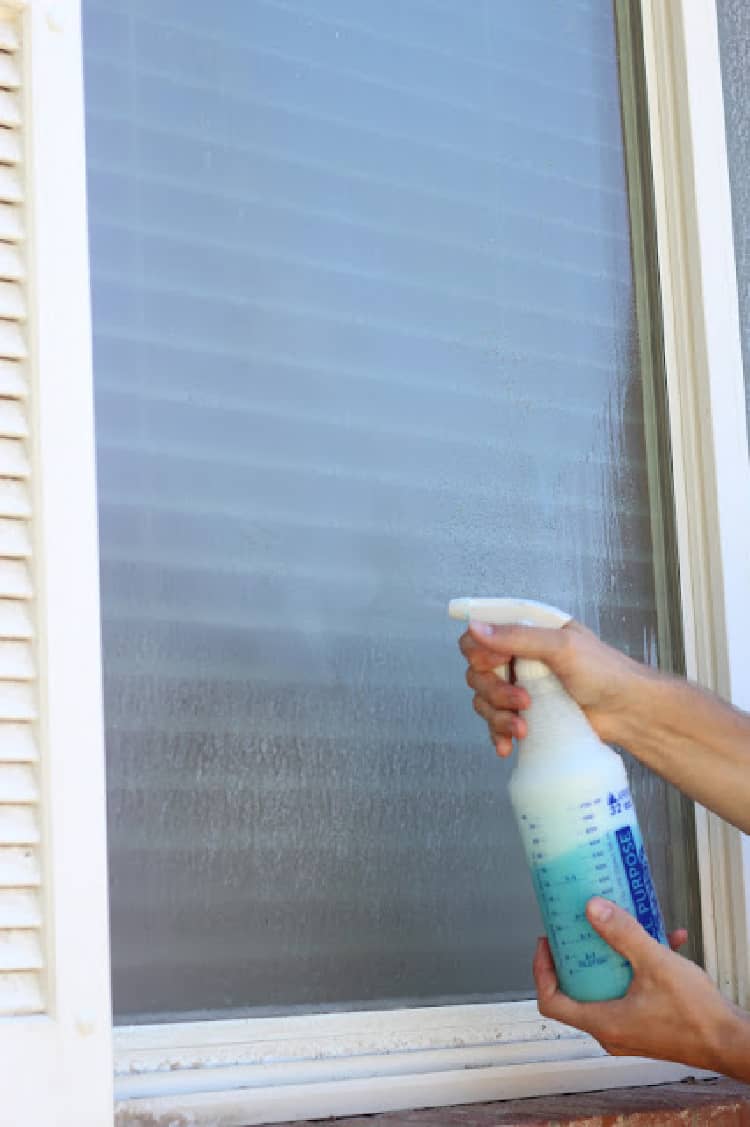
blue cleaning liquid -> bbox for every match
[529,819,668,1002]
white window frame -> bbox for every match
[14,0,750,1124]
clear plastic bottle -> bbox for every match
[449,597,668,1002]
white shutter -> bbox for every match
[0,0,41,1027]
[0,3,113,1125]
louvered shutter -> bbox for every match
[0,7,41,1021]
[0,3,113,1125]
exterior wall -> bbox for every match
[717,0,750,431]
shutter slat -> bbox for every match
[0,725,36,763]
[0,971,43,1015]
[0,479,29,518]
[0,317,25,358]
[0,682,35,722]
[0,24,19,53]
[0,600,31,639]
[0,889,41,927]
[0,517,29,557]
[0,165,21,203]
[0,763,37,804]
[0,845,39,886]
[0,90,20,129]
[0,127,21,165]
[0,641,33,682]
[0,439,28,478]
[0,399,26,437]
[0,203,21,243]
[0,358,24,396]
[0,559,30,599]
[0,243,22,281]
[0,931,42,972]
[0,52,20,92]
[0,806,38,845]
[0,280,24,319]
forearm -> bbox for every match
[614,668,750,835]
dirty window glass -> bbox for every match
[83,0,699,1022]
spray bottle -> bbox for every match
[449,597,668,1002]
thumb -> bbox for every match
[586,898,659,969]
[469,622,566,663]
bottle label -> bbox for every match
[614,823,665,943]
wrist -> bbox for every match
[705,1002,750,1081]
[600,659,660,751]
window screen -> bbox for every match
[82,0,699,1022]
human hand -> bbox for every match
[459,619,648,756]
[533,897,748,1076]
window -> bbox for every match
[84,0,700,1026]
[1,2,748,1126]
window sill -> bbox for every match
[278,1078,750,1126]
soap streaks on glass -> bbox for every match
[83,0,698,1020]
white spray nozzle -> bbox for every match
[448,597,571,629]
[448,597,572,682]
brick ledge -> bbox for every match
[278,1078,750,1126]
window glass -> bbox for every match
[83,0,699,1022]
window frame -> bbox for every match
[23,0,750,1122]
[641,0,750,1007]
